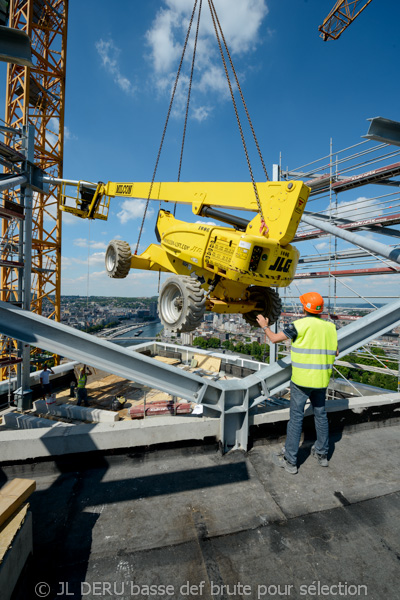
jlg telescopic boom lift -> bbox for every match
[60,179,310,333]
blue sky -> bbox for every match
[2,0,400,302]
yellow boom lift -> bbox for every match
[60,1,310,333]
[60,179,310,333]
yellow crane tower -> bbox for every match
[1,0,68,379]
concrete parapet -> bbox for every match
[0,416,219,462]
[34,400,119,423]
[3,411,75,430]
[252,392,400,425]
[1,393,399,463]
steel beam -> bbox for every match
[0,175,28,192]
[363,117,400,148]
[0,24,33,67]
[295,213,400,241]
[302,213,400,265]
[0,299,400,452]
[295,266,399,278]
[303,210,400,240]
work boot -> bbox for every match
[311,445,329,467]
[272,452,298,474]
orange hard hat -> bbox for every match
[299,292,324,314]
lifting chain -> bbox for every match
[135,0,270,253]
[135,0,200,255]
[208,0,270,236]
[175,0,203,216]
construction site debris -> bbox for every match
[129,401,192,419]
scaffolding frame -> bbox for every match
[278,132,400,392]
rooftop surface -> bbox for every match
[1,419,399,600]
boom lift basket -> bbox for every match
[60,181,110,221]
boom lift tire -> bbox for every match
[105,240,132,279]
[158,275,206,333]
[243,286,282,328]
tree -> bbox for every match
[193,336,207,349]
[235,341,245,354]
[207,337,220,349]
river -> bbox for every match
[112,320,164,347]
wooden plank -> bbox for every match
[0,503,29,564]
[153,355,181,365]
[193,354,221,373]
[0,479,36,528]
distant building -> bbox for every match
[181,332,194,346]
[150,301,158,318]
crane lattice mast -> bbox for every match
[319,0,373,41]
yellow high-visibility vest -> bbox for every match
[77,373,87,389]
[291,317,337,388]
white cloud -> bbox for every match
[192,105,212,122]
[117,199,154,224]
[61,269,166,296]
[64,126,77,141]
[95,38,135,95]
[44,118,77,148]
[331,196,383,222]
[195,220,216,226]
[145,6,182,74]
[89,252,106,266]
[62,252,106,268]
[61,211,79,225]
[315,242,328,251]
[73,238,107,250]
[145,0,269,119]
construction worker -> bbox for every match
[40,363,55,400]
[76,365,92,407]
[257,292,338,475]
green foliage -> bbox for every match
[336,348,398,391]
[193,336,208,349]
[84,319,120,333]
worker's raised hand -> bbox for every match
[256,314,269,329]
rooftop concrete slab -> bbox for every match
[2,422,400,600]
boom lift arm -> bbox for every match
[61,180,309,245]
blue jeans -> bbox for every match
[76,387,88,407]
[285,381,329,466]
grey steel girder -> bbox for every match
[302,213,400,265]
[0,25,33,68]
[0,299,400,452]
[303,210,400,240]
[363,117,400,147]
[0,174,28,192]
